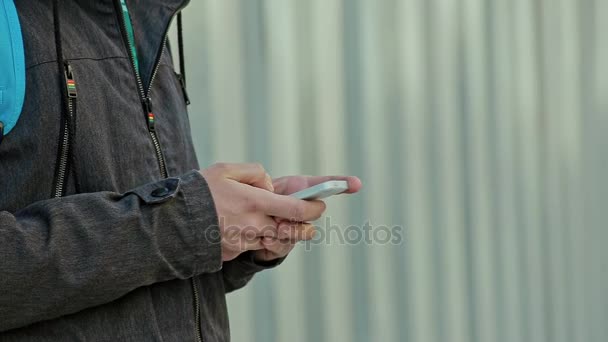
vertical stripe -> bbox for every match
[239,2,278,342]
[264,2,306,342]
[342,0,372,340]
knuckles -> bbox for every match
[243,194,261,213]
[311,201,327,220]
[212,162,231,174]
[252,162,266,174]
[289,202,306,222]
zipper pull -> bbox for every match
[64,62,78,98]
[177,73,191,105]
[144,97,156,131]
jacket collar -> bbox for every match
[119,0,190,88]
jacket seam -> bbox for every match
[26,56,130,71]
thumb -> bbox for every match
[224,163,274,191]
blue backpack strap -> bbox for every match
[0,0,25,144]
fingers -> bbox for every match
[218,163,274,191]
[249,223,316,262]
[226,211,315,241]
[259,237,296,259]
[223,238,264,261]
[228,214,278,239]
[258,191,327,222]
[276,222,317,241]
[240,239,264,251]
[270,177,289,194]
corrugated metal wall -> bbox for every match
[173,0,608,341]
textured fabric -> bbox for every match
[0,0,281,340]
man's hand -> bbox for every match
[200,163,326,262]
[253,175,363,262]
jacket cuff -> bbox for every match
[179,170,223,275]
[221,251,286,292]
[127,170,222,277]
[242,251,286,269]
[227,251,286,276]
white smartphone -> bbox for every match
[290,180,349,200]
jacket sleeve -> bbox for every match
[221,251,285,293]
[0,170,221,332]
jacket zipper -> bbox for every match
[53,119,70,198]
[53,62,77,198]
[114,2,202,342]
[191,277,203,342]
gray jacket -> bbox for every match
[0,1,278,340]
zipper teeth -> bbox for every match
[126,36,146,100]
[54,121,69,197]
[54,99,73,198]
[192,278,202,342]
[117,0,168,178]
[147,38,168,95]
[145,38,169,180]
[146,0,189,95]
[134,69,146,100]
[149,131,168,178]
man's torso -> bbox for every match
[0,1,230,340]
